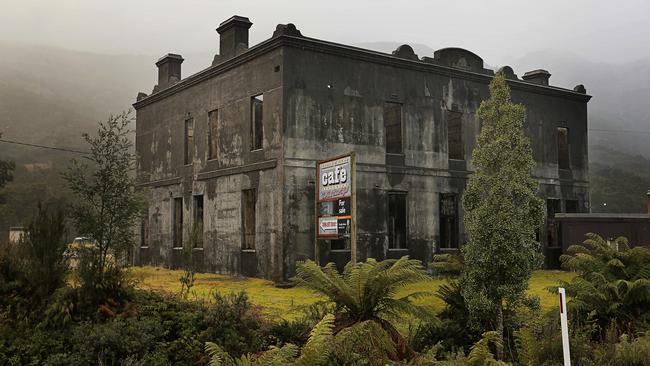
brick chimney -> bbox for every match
[217,16,252,60]
[522,69,551,86]
[155,53,184,91]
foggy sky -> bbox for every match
[2,0,650,68]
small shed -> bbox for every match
[555,213,650,252]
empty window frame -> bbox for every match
[184,118,194,165]
[173,197,183,248]
[251,95,264,150]
[384,102,403,154]
[208,110,219,160]
[546,198,561,247]
[565,199,579,214]
[242,189,257,250]
[388,192,407,249]
[329,238,348,250]
[140,216,149,248]
[193,195,204,248]
[447,110,463,160]
[557,127,570,169]
[439,193,459,249]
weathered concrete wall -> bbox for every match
[135,47,285,280]
[280,43,589,272]
[135,24,590,279]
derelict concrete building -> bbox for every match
[133,15,591,281]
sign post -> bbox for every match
[559,287,571,366]
[315,153,356,265]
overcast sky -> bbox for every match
[2,0,650,67]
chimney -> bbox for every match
[217,16,252,60]
[522,69,551,86]
[647,190,650,214]
[155,53,184,91]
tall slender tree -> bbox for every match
[461,72,544,359]
[63,111,142,290]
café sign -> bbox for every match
[315,153,357,263]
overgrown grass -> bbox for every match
[129,266,574,320]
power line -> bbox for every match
[0,139,88,155]
[590,128,650,135]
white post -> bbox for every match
[559,287,571,366]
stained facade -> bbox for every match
[134,15,591,281]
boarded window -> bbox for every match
[447,110,463,160]
[140,216,149,248]
[242,189,256,250]
[208,110,219,160]
[173,197,183,248]
[251,95,264,150]
[193,195,204,248]
[565,199,579,213]
[184,118,194,165]
[439,193,459,249]
[384,102,402,154]
[388,192,407,249]
[546,198,561,247]
[557,127,569,169]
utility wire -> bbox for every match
[1,128,648,156]
[0,138,88,155]
[590,128,650,135]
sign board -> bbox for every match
[318,155,352,200]
[318,217,338,236]
[315,153,357,263]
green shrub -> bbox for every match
[269,319,310,347]
[610,333,650,366]
[200,291,269,357]
[0,203,69,323]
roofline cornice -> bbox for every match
[134,35,591,109]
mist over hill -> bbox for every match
[512,50,650,157]
[0,42,649,233]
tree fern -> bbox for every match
[293,256,435,360]
[559,233,650,335]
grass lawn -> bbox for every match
[129,266,575,320]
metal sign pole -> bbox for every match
[559,287,571,366]
[350,152,357,265]
[314,161,320,266]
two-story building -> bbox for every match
[133,15,591,281]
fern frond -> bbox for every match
[467,331,507,366]
[205,342,232,366]
[295,313,335,366]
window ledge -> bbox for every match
[330,249,351,253]
[438,247,460,252]
[192,247,204,251]
[139,246,149,249]
[241,249,256,253]
[172,247,183,250]
[387,248,409,252]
